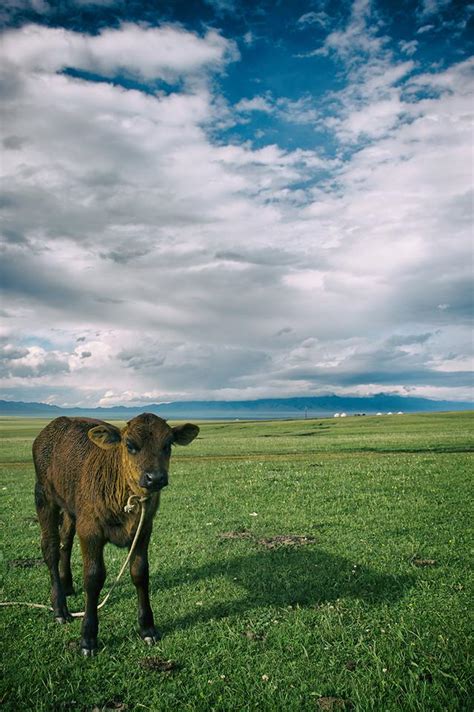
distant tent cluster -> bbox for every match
[333,411,404,418]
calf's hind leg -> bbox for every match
[35,483,72,623]
[59,511,76,596]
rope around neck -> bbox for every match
[0,494,150,618]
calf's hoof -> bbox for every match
[54,608,73,624]
[81,646,97,657]
[141,627,161,645]
[55,615,73,624]
[80,639,98,657]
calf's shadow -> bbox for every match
[145,544,414,634]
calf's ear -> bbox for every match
[172,423,199,446]
[88,423,122,449]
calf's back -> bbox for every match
[33,416,107,515]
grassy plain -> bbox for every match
[0,412,473,711]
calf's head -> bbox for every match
[88,413,199,493]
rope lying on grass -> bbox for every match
[0,494,149,618]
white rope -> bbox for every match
[0,494,149,619]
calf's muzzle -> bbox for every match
[140,471,168,491]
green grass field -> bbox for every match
[1,412,473,711]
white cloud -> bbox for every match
[317,17,416,142]
[399,39,418,56]
[0,342,71,378]
[296,1,421,144]
[297,11,330,28]
[338,96,405,139]
[235,96,274,113]
[418,0,451,18]
[235,93,321,126]
[416,24,435,34]
[311,0,385,62]
[0,23,238,81]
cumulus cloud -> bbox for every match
[0,341,71,378]
[0,23,238,81]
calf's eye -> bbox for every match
[163,444,172,456]
[126,440,139,454]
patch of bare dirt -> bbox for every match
[412,558,437,567]
[219,530,253,541]
[219,531,317,548]
[257,535,317,549]
[10,557,43,568]
[316,697,352,710]
[139,657,180,674]
[91,702,127,712]
[242,629,267,641]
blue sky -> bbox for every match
[0,0,473,406]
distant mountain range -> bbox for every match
[0,395,472,419]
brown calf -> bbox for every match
[32,413,199,656]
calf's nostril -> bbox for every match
[142,472,168,490]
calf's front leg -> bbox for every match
[129,530,160,644]
[79,536,106,656]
